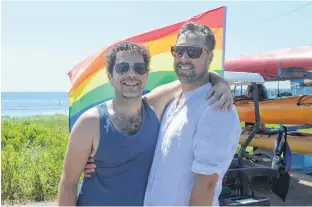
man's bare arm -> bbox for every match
[143,80,181,119]
[143,72,231,119]
[190,173,218,206]
[58,108,99,206]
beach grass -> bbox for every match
[1,114,69,205]
[1,114,311,204]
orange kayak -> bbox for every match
[239,130,312,154]
[235,95,312,125]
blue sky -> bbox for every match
[2,1,312,92]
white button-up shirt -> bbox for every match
[144,82,241,206]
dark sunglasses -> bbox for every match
[171,46,209,59]
[114,62,148,75]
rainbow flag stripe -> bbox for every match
[68,6,227,129]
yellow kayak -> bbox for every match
[235,95,312,125]
[239,130,312,154]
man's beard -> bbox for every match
[174,63,204,84]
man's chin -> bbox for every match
[177,75,194,84]
[178,73,205,84]
[121,92,142,99]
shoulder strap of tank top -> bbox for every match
[142,98,151,112]
[96,102,109,127]
[142,98,160,123]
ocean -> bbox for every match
[1,92,69,117]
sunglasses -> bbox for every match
[171,46,209,59]
[114,62,148,75]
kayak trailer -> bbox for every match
[218,71,279,206]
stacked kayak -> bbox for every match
[225,45,312,80]
[225,46,312,154]
[239,130,312,154]
[235,95,312,125]
[235,95,312,154]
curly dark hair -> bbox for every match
[177,22,216,51]
[105,42,151,75]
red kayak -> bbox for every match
[225,45,312,80]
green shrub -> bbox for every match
[1,115,69,204]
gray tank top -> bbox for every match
[77,99,160,206]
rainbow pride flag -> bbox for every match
[68,6,227,130]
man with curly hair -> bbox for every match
[58,32,233,205]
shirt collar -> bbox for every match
[181,82,212,102]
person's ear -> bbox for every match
[144,71,149,79]
[108,72,113,83]
[208,51,214,63]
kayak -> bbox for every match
[225,45,312,80]
[239,130,312,154]
[235,95,312,125]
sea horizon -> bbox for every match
[1,92,69,117]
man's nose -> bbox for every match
[127,66,137,76]
[180,51,190,62]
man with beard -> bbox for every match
[58,41,233,206]
[143,22,242,206]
